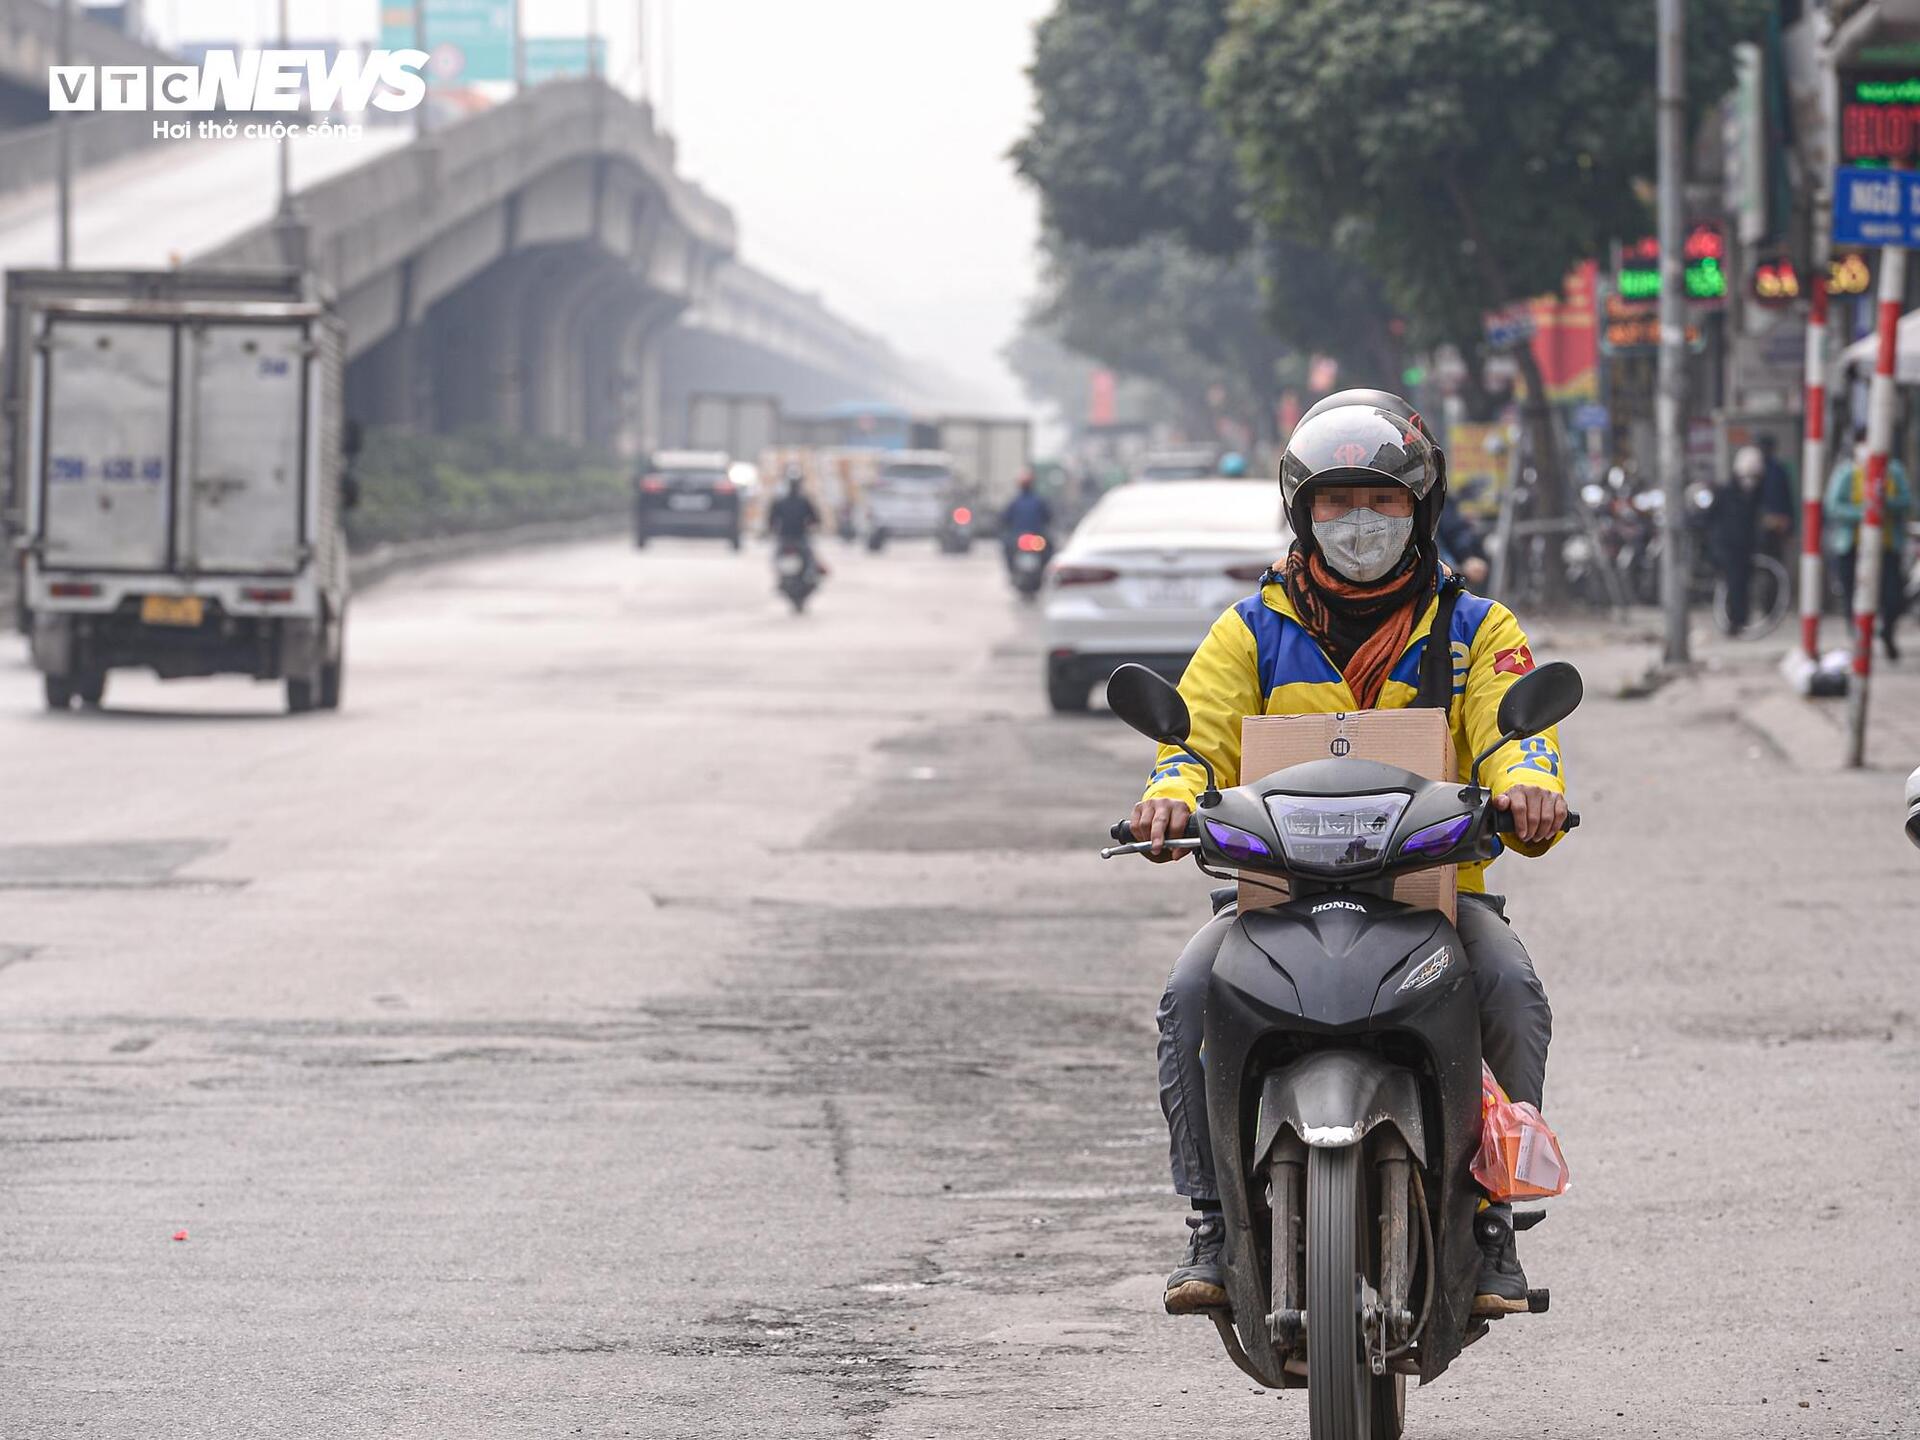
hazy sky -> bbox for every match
[137,2,1053,413]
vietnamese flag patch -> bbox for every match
[1493,645,1536,677]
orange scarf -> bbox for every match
[1281,548,1429,708]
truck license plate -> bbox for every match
[140,595,204,627]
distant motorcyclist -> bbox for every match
[1001,470,1053,569]
[1437,503,1491,588]
[769,467,825,570]
[1131,389,1566,1319]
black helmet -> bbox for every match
[1280,389,1448,542]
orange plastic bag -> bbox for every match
[1470,1062,1570,1201]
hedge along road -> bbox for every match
[0,535,1911,1436]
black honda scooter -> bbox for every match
[1101,661,1581,1439]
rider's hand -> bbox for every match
[1130,798,1193,862]
[1463,556,1490,587]
[1493,785,1567,845]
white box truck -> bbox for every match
[4,269,350,713]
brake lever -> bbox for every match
[1099,838,1202,860]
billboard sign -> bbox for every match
[1836,68,1920,168]
[1832,164,1920,249]
[380,2,513,86]
[523,37,609,85]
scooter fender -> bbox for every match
[1249,1051,1426,1169]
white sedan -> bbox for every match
[1042,480,1292,712]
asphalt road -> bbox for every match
[0,536,1914,1437]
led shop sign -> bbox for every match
[1838,69,1920,166]
[1615,227,1727,304]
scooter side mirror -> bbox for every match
[1906,766,1920,850]
[1105,663,1191,746]
[1469,661,1584,791]
[1495,662,1583,740]
[1106,664,1221,806]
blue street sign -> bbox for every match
[1572,403,1609,432]
[1832,165,1920,249]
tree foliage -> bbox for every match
[1208,0,1769,344]
[1013,0,1246,257]
[1025,234,1288,435]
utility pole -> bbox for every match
[56,0,72,269]
[1657,0,1690,667]
[415,1,430,137]
[272,0,307,270]
[513,0,524,91]
[636,0,647,101]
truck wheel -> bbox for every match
[319,609,346,710]
[287,676,316,714]
[867,529,887,553]
[76,671,106,708]
[43,675,74,711]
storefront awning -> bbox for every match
[1840,308,1920,381]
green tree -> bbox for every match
[1208,0,1767,349]
[1012,0,1245,257]
[1028,234,1291,440]
[1014,0,1402,390]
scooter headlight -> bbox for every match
[1203,819,1273,864]
[1264,793,1410,875]
[1399,814,1472,858]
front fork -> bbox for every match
[1265,1130,1417,1376]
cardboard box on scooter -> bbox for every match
[1238,709,1457,922]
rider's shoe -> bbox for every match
[1472,1206,1530,1315]
[1164,1212,1229,1314]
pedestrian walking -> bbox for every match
[1707,447,1766,634]
[1755,433,1796,564]
[1826,427,1913,661]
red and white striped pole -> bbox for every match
[1799,276,1829,660]
[1846,244,1906,768]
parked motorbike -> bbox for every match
[1009,531,1051,601]
[774,542,821,614]
[1100,661,1582,1438]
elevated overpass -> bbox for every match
[193,78,934,454]
[0,0,180,193]
[0,69,935,456]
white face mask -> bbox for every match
[1314,508,1415,582]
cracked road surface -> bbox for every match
[0,538,1914,1436]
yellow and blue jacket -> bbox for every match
[1141,581,1566,893]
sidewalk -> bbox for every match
[1535,607,1920,776]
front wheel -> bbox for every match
[1306,1145,1372,1440]
[43,674,74,711]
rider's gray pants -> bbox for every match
[1155,892,1551,1202]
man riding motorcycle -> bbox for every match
[1127,389,1567,1320]
[769,467,823,560]
[1000,470,1053,571]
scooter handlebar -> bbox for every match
[1490,806,1581,834]
[1109,815,1203,843]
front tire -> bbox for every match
[43,674,74,711]
[287,676,316,714]
[1306,1145,1371,1440]
[75,670,106,708]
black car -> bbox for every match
[635,450,741,549]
